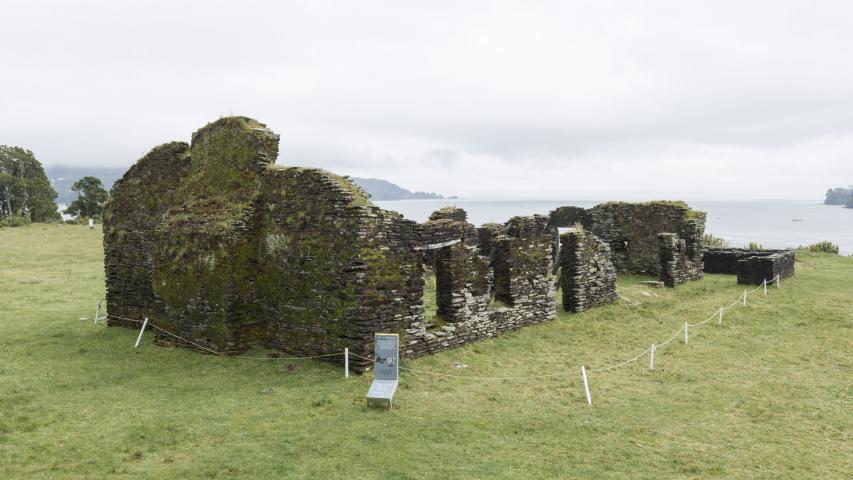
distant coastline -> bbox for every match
[824,186,853,208]
[350,177,456,201]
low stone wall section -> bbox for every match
[658,232,704,287]
[403,214,558,357]
[703,248,795,284]
[557,231,618,312]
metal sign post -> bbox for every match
[366,333,399,409]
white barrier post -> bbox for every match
[764,280,768,296]
[134,317,149,349]
[743,289,748,306]
[344,347,349,379]
[93,300,101,324]
[718,306,723,325]
[684,322,689,345]
[776,274,780,288]
[581,366,592,405]
[649,343,655,370]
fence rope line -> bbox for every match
[747,279,769,295]
[106,314,344,360]
[349,352,579,380]
[722,292,744,311]
[687,311,718,329]
[588,346,652,373]
[586,274,778,372]
[364,274,781,380]
[95,274,782,381]
[655,324,685,349]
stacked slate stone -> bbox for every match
[658,232,704,287]
[421,207,470,268]
[558,231,618,312]
[430,215,491,324]
[402,213,558,357]
[547,201,707,282]
[703,248,795,285]
[428,206,468,222]
[104,117,425,371]
[105,118,714,372]
[103,142,191,328]
[587,201,707,275]
[548,205,592,229]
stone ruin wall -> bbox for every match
[104,116,713,371]
[703,248,795,285]
[658,230,704,287]
[104,117,566,370]
[103,142,191,328]
[401,210,558,357]
[557,231,618,312]
[549,202,706,286]
[105,117,425,369]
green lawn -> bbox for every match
[1,224,851,479]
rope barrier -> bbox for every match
[92,272,786,388]
[588,346,651,373]
[655,324,685,349]
[686,311,717,329]
[106,314,344,360]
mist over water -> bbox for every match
[376,199,853,255]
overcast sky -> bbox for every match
[2,1,853,200]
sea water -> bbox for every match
[375,199,853,255]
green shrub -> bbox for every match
[703,233,729,248]
[0,216,31,228]
[797,241,840,254]
[747,241,763,250]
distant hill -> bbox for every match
[350,177,453,201]
[45,167,450,204]
[46,166,126,204]
[824,186,853,205]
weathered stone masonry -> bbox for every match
[557,231,618,312]
[104,116,711,371]
[550,201,706,286]
[104,117,563,370]
[402,213,558,357]
[703,248,795,285]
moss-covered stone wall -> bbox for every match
[106,118,702,370]
[588,201,706,275]
[550,201,706,279]
[104,117,423,369]
[103,142,191,328]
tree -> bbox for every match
[0,145,60,222]
[64,176,109,218]
[824,187,853,205]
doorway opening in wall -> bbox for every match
[421,252,448,332]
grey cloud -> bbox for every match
[1,0,853,199]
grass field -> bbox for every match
[1,224,851,479]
